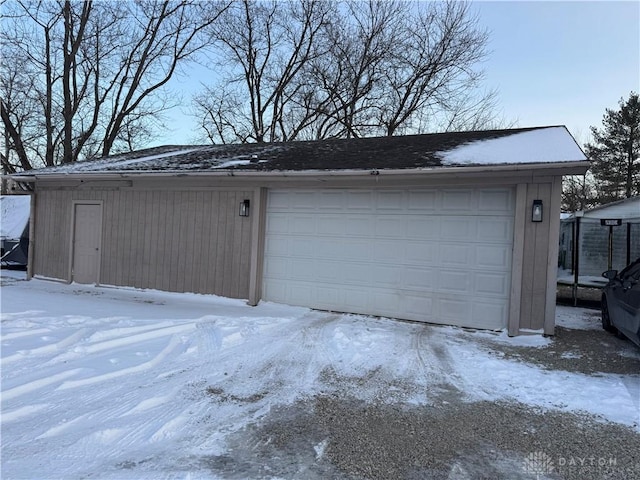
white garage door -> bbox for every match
[263,188,514,329]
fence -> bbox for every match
[558,216,639,305]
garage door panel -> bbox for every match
[405,295,434,316]
[289,258,316,279]
[407,218,441,239]
[376,191,404,209]
[291,191,320,209]
[408,190,437,210]
[371,265,403,287]
[264,236,288,256]
[477,218,513,242]
[439,244,472,266]
[473,302,508,329]
[290,238,316,256]
[345,217,375,235]
[290,215,317,234]
[475,272,509,296]
[315,239,371,260]
[405,243,437,264]
[264,256,289,277]
[347,191,374,210]
[479,190,513,213]
[403,268,435,290]
[475,245,511,269]
[266,214,289,233]
[290,283,314,304]
[441,190,474,211]
[437,270,471,293]
[440,217,476,239]
[344,264,372,284]
[263,188,514,329]
[318,191,347,208]
[266,191,292,210]
[375,217,407,238]
[438,296,472,320]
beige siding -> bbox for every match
[33,189,72,280]
[31,170,570,334]
[518,182,555,332]
[32,187,254,299]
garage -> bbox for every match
[263,187,515,329]
[13,125,591,335]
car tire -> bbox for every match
[601,296,617,333]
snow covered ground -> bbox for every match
[1,270,639,479]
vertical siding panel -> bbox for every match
[201,191,214,294]
[100,190,112,284]
[530,183,552,330]
[36,191,47,276]
[122,190,134,287]
[134,190,146,288]
[223,192,236,297]
[239,190,253,298]
[168,191,178,291]
[183,191,198,293]
[57,191,72,280]
[112,190,121,286]
[107,189,118,285]
[34,191,49,276]
[192,191,205,294]
[129,190,139,287]
[62,191,72,279]
[214,192,228,295]
[520,184,538,330]
[182,191,191,292]
[232,191,246,297]
[168,191,182,292]
[47,191,58,278]
[159,191,170,291]
[137,190,148,288]
[174,191,186,292]
[156,191,169,291]
[143,190,157,289]
[207,191,218,294]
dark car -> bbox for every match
[601,257,640,347]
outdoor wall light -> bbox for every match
[239,199,250,217]
[532,199,543,222]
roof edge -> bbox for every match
[11,161,591,182]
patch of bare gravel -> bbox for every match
[477,326,640,375]
[202,393,640,480]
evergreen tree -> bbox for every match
[585,92,640,204]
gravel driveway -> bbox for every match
[204,309,640,480]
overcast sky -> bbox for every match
[162,1,640,147]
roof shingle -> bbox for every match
[18,126,587,176]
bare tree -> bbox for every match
[1,0,229,170]
[194,0,332,144]
[194,0,500,144]
[562,174,598,212]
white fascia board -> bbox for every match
[13,160,590,183]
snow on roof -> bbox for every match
[1,195,30,239]
[582,196,640,220]
[13,126,588,178]
[437,127,587,165]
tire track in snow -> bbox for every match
[2,369,84,401]
[1,328,89,365]
[1,327,51,341]
[76,323,196,355]
[57,331,192,390]
[1,404,49,423]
